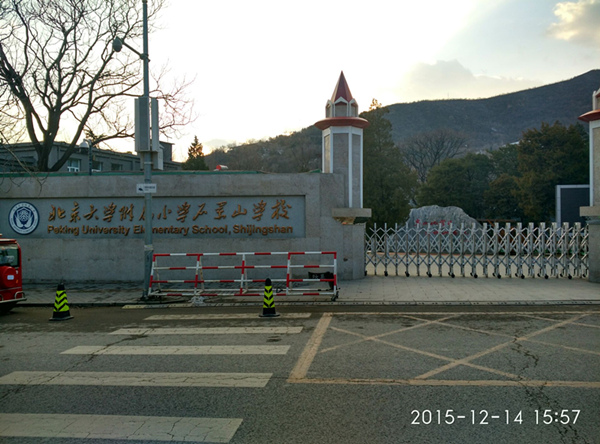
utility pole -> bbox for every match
[141,0,153,301]
[113,0,154,300]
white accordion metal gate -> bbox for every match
[365,222,589,279]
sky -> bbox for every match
[135,0,600,161]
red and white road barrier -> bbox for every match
[149,251,338,300]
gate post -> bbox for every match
[578,82,600,282]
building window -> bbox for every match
[67,159,80,172]
[111,163,123,171]
[91,160,103,172]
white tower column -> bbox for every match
[579,85,600,282]
[316,72,370,217]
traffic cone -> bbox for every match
[49,282,73,321]
[259,278,279,317]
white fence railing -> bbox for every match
[365,222,588,279]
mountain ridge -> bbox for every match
[386,69,600,151]
[205,69,600,171]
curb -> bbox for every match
[124,299,600,308]
[16,299,600,309]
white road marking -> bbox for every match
[0,413,242,442]
[145,313,311,320]
[110,326,302,335]
[0,371,272,388]
[61,345,290,355]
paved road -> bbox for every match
[1,305,599,443]
[18,273,600,307]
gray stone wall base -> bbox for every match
[1,173,366,283]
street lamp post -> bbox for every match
[113,0,153,300]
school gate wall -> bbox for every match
[0,172,366,283]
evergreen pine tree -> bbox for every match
[182,136,209,170]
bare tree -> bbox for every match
[287,130,320,173]
[398,128,468,182]
[0,0,193,172]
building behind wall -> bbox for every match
[1,141,181,173]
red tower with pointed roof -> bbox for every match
[316,72,369,131]
[330,71,353,102]
[316,72,369,211]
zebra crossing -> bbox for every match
[62,344,291,355]
[0,312,310,443]
[0,371,274,388]
[0,413,243,442]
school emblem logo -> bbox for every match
[8,202,39,235]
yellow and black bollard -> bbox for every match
[259,278,279,317]
[49,282,74,321]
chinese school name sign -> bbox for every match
[2,196,305,239]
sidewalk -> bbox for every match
[16,275,600,307]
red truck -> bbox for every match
[0,235,26,312]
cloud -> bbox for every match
[548,0,600,46]
[399,60,541,102]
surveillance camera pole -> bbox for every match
[140,0,153,301]
[114,1,153,300]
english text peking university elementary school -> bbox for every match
[1,72,600,294]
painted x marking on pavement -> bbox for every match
[288,311,600,388]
